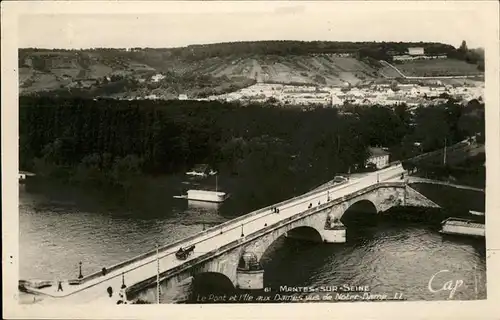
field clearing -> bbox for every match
[313,56,343,75]
[438,78,484,86]
[88,64,114,78]
[379,66,402,78]
[395,59,482,77]
[128,62,156,72]
[26,73,60,92]
[51,68,81,79]
[19,67,35,83]
[330,57,374,72]
[247,59,264,82]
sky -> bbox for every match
[17,1,491,49]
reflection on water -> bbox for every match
[258,222,486,301]
[188,200,222,212]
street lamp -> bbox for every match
[78,261,83,279]
[241,224,244,237]
[121,272,127,289]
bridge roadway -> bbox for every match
[28,165,405,304]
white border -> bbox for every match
[2,1,499,319]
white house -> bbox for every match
[366,147,390,169]
[408,47,425,56]
[19,171,36,182]
[178,94,188,100]
[151,74,166,83]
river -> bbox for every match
[19,174,486,302]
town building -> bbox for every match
[366,147,390,169]
[408,47,425,56]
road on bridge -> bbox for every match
[30,165,405,304]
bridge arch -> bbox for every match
[285,226,324,243]
[340,199,378,226]
[190,272,235,297]
[256,224,324,267]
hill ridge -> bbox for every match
[18,41,484,99]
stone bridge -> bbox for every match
[128,181,434,304]
[20,164,438,305]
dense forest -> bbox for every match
[21,41,458,61]
[21,40,482,66]
[19,97,484,193]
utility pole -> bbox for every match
[443,137,447,165]
[156,243,160,304]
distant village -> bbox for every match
[137,76,483,108]
[131,46,484,108]
[200,81,483,108]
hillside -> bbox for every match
[18,41,484,99]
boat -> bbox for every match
[186,164,217,177]
[19,171,36,183]
[439,217,485,237]
[186,190,229,203]
[174,175,229,203]
[469,210,485,216]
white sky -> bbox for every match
[17,1,490,49]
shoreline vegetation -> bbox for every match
[20,97,485,196]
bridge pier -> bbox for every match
[236,269,264,290]
[236,252,264,290]
[323,216,347,243]
[321,225,346,243]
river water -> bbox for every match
[19,174,486,302]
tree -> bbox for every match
[459,40,468,53]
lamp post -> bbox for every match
[121,272,126,289]
[78,261,83,279]
[241,224,244,237]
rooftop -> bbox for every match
[368,147,390,157]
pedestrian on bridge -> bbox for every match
[57,281,63,292]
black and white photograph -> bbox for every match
[2,1,499,316]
